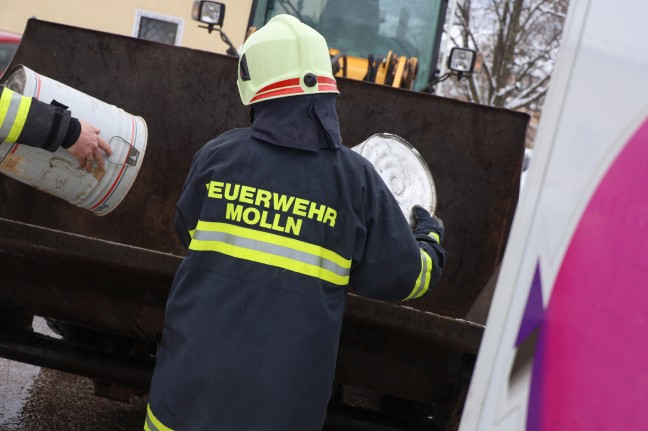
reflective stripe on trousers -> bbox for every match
[189,220,352,285]
[0,88,32,143]
[144,404,174,431]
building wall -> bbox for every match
[0,0,253,54]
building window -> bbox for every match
[133,10,184,46]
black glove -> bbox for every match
[412,205,448,291]
[413,205,444,244]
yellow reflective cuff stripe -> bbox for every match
[403,249,433,301]
[0,89,32,144]
[0,88,15,140]
[146,404,174,431]
[6,96,32,143]
[189,229,195,238]
[0,88,13,113]
[428,232,440,243]
[190,221,351,285]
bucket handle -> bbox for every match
[105,136,141,167]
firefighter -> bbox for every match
[145,14,447,431]
[0,84,111,172]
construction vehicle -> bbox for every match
[193,0,476,91]
[0,15,527,431]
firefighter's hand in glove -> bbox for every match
[413,205,444,244]
[412,205,448,290]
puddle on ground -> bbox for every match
[0,318,147,431]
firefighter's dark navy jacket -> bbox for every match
[146,94,445,431]
[0,85,81,151]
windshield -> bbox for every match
[251,0,445,91]
[0,42,19,74]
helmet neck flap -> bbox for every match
[251,93,342,152]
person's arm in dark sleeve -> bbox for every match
[173,143,214,249]
[1,85,112,172]
[349,166,447,302]
[1,85,79,150]
[173,174,201,249]
[173,209,193,249]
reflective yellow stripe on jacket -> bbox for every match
[403,249,433,301]
[144,404,174,431]
[0,88,32,143]
[189,220,352,285]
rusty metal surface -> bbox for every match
[0,218,482,351]
[0,218,175,340]
[336,85,528,318]
[0,329,154,390]
[0,19,528,321]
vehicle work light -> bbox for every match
[192,1,225,27]
[448,47,477,74]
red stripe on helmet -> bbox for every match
[256,78,302,95]
[250,86,305,103]
[317,76,337,85]
[317,84,339,92]
[251,76,338,103]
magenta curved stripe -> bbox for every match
[529,117,648,430]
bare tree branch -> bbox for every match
[443,0,569,125]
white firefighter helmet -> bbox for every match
[237,14,339,105]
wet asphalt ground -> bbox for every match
[0,320,422,431]
[0,318,147,431]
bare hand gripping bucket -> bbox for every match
[0,65,147,215]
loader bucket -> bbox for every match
[0,19,528,418]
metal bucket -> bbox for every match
[0,65,147,216]
[352,133,437,226]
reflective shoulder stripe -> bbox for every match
[0,89,32,144]
[146,404,174,431]
[189,220,352,285]
[403,248,433,301]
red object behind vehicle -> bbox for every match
[0,30,21,76]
